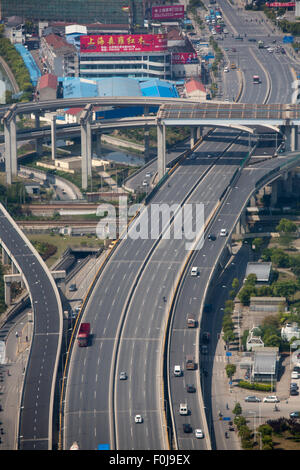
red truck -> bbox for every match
[77,323,90,347]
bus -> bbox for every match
[253,75,260,84]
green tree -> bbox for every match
[225,364,236,380]
[232,277,239,292]
[233,402,242,416]
[276,218,297,233]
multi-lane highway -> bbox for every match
[63,128,256,450]
[61,0,300,452]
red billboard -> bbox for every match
[172,52,198,64]
[151,5,185,20]
[80,34,167,53]
[265,2,295,6]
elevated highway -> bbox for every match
[0,204,63,449]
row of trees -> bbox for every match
[0,24,33,102]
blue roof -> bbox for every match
[60,76,178,99]
[62,77,98,98]
[97,77,142,97]
[15,44,41,86]
[140,79,179,98]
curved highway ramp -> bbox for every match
[0,204,63,450]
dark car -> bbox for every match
[183,423,192,433]
[202,332,210,343]
[290,411,300,419]
[232,47,236,52]
[290,389,299,396]
[290,383,299,390]
[235,35,243,40]
[208,233,216,241]
[248,38,257,42]
[293,366,300,373]
[186,384,196,393]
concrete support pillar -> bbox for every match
[51,114,56,161]
[80,104,93,189]
[3,104,17,185]
[4,119,12,185]
[196,126,203,139]
[87,119,92,177]
[4,281,11,306]
[11,261,18,274]
[10,116,17,177]
[285,125,292,152]
[35,112,43,157]
[2,247,9,265]
[190,127,198,149]
[96,129,102,157]
[291,125,298,152]
[144,124,150,162]
[282,171,293,195]
[81,124,88,190]
[270,179,279,206]
[144,105,150,162]
[157,121,166,181]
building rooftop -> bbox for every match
[44,33,76,52]
[38,73,58,90]
[245,262,272,282]
[185,78,206,94]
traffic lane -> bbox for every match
[202,249,251,450]
[116,340,163,450]
[170,334,207,450]
[255,48,293,103]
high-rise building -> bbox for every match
[0,0,145,27]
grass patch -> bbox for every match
[27,233,104,267]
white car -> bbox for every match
[174,365,182,376]
[191,266,198,277]
[220,228,228,237]
[263,395,280,403]
[224,67,229,73]
[195,429,204,438]
[142,180,148,187]
[291,371,299,380]
[135,414,143,423]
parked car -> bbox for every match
[244,396,261,403]
[263,396,280,403]
[290,383,299,390]
[290,389,299,396]
[290,411,300,419]
[291,371,300,380]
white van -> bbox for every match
[174,365,182,376]
[179,403,188,415]
[191,266,198,277]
